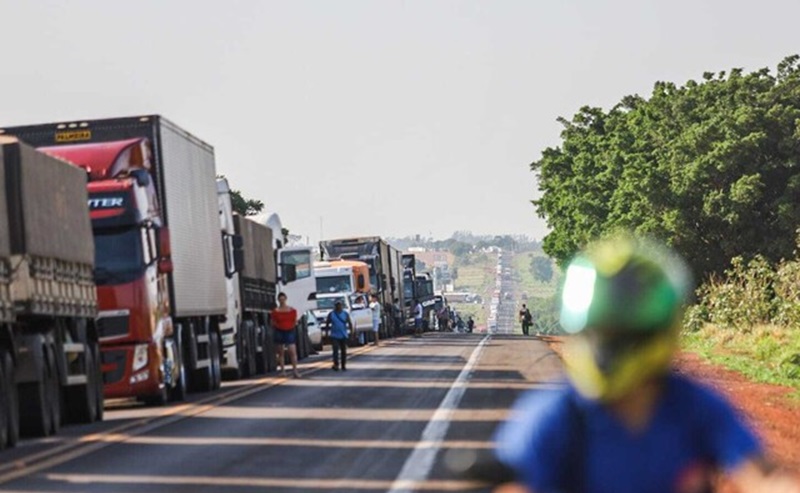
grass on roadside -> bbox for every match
[512,251,558,300]
[682,324,800,398]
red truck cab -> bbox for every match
[41,138,179,402]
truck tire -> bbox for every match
[45,345,61,436]
[19,347,52,437]
[1,350,19,447]
[211,332,222,391]
[92,343,104,422]
[0,354,9,449]
[168,331,186,403]
[64,342,98,423]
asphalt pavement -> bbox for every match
[0,334,562,493]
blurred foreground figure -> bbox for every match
[493,236,799,493]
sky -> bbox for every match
[1,0,799,244]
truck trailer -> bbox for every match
[3,116,228,403]
[320,237,405,339]
[0,137,103,448]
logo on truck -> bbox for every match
[88,197,124,209]
[55,130,92,142]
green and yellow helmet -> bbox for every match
[559,235,691,401]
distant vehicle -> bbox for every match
[305,310,322,352]
[313,294,372,344]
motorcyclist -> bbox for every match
[491,235,800,493]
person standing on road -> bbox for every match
[325,301,353,371]
[467,316,475,333]
[437,305,450,332]
[413,299,423,338]
[518,304,532,336]
[369,294,382,346]
[490,236,800,493]
[270,292,301,378]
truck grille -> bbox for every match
[97,315,129,339]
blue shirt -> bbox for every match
[494,374,761,493]
[327,310,350,340]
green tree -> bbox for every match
[230,189,264,216]
[532,56,800,278]
[530,256,554,282]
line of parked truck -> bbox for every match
[0,114,437,449]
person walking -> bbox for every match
[325,300,352,371]
[413,298,423,338]
[518,304,532,336]
[466,316,475,333]
[490,236,800,493]
[369,294,382,346]
[270,292,301,378]
[392,298,403,336]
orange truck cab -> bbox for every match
[314,259,372,296]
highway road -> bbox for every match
[0,334,562,493]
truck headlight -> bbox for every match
[132,344,149,372]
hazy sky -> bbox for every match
[2,1,799,244]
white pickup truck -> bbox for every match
[313,293,373,344]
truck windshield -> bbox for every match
[317,296,346,311]
[316,275,352,294]
[93,227,146,285]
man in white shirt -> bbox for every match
[369,294,382,346]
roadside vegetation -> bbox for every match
[529,55,800,388]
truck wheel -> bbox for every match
[168,332,186,402]
[255,325,270,374]
[19,348,52,437]
[92,343,104,422]
[211,332,222,391]
[64,342,98,423]
[45,345,61,436]
[0,354,9,449]
[2,351,19,447]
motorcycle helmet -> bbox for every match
[559,235,691,401]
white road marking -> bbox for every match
[388,334,491,493]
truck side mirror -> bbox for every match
[130,169,151,187]
[158,258,173,274]
[281,263,297,284]
[233,249,244,274]
[232,234,244,249]
[357,275,365,290]
[158,227,171,258]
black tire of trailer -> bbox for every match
[255,324,271,375]
[211,330,222,390]
[0,351,9,449]
[19,341,53,437]
[64,340,100,423]
[1,350,18,447]
[168,329,187,403]
[241,320,257,379]
[190,319,213,393]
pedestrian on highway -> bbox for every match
[325,301,352,371]
[413,298,423,338]
[518,304,532,336]
[467,316,475,333]
[369,294,382,346]
[490,236,800,493]
[437,305,450,332]
[270,292,301,379]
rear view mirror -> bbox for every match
[357,275,365,290]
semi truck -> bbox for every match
[217,177,282,378]
[0,137,103,448]
[4,115,228,403]
[402,254,436,329]
[320,237,405,338]
[314,259,371,296]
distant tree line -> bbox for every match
[532,56,800,279]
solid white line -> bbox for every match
[387,334,491,493]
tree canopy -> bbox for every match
[532,56,800,278]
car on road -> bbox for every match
[305,310,322,351]
[313,293,373,342]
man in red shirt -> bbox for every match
[270,292,300,378]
